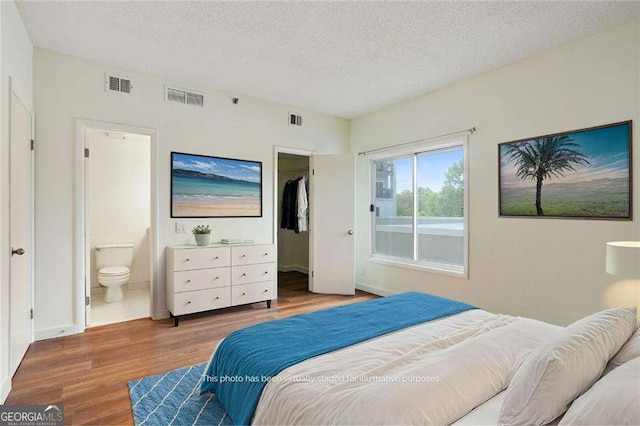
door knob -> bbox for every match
[348,230,354,235]
[11,248,25,256]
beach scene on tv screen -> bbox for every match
[172,153,261,217]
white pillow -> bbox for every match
[603,325,640,375]
[559,357,640,425]
[498,307,637,426]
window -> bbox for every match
[369,138,467,277]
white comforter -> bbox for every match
[252,310,561,425]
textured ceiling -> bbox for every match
[17,1,640,118]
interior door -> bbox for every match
[9,90,34,376]
[309,154,355,295]
[84,138,91,326]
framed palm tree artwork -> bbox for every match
[499,121,632,220]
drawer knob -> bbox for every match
[241,254,246,258]
[187,301,191,304]
[185,258,190,262]
[242,273,246,277]
[242,292,246,296]
[186,279,191,283]
[264,289,268,292]
[214,256,219,260]
[264,271,268,274]
[264,253,269,256]
[214,276,219,280]
[215,296,220,300]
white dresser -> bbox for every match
[166,243,276,326]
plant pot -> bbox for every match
[194,233,210,246]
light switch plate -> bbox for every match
[175,222,188,234]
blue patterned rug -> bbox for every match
[128,363,232,426]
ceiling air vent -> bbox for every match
[165,86,204,108]
[105,74,132,94]
[289,112,303,127]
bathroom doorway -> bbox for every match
[85,129,151,326]
[76,120,159,330]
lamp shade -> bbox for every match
[606,241,640,278]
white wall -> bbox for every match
[86,129,150,289]
[33,48,350,339]
[0,0,33,402]
[351,20,640,326]
[277,154,310,273]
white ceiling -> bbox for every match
[17,1,640,118]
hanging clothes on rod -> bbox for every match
[280,175,308,233]
[297,176,308,232]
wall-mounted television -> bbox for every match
[171,152,262,218]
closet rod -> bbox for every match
[357,126,476,156]
[281,167,309,173]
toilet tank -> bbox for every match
[95,244,134,269]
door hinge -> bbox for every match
[85,296,91,306]
[311,271,314,277]
[312,169,315,176]
[30,139,35,151]
[370,204,375,212]
[30,308,34,319]
[84,148,90,158]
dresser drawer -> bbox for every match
[173,287,231,316]
[173,247,230,271]
[232,263,275,285]
[231,281,276,306]
[231,244,274,266]
[173,268,231,293]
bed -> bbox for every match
[197,292,638,425]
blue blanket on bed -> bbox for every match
[198,292,476,425]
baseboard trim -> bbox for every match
[1,376,11,403]
[355,282,397,297]
[35,324,79,341]
[278,265,309,274]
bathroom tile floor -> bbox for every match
[90,288,150,327]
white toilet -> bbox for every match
[95,244,133,303]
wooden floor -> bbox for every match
[6,272,375,425]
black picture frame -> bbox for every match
[171,151,263,218]
[498,121,632,220]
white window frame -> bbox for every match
[367,135,469,279]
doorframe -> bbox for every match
[7,77,35,373]
[272,146,315,291]
[74,119,160,333]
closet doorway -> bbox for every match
[273,145,356,296]
[276,151,311,293]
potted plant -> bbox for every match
[193,225,212,246]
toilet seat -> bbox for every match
[98,266,130,277]
[98,266,130,286]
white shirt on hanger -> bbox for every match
[297,177,308,232]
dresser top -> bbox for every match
[168,242,272,250]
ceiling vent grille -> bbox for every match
[105,74,132,94]
[165,86,204,107]
[289,112,303,126]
